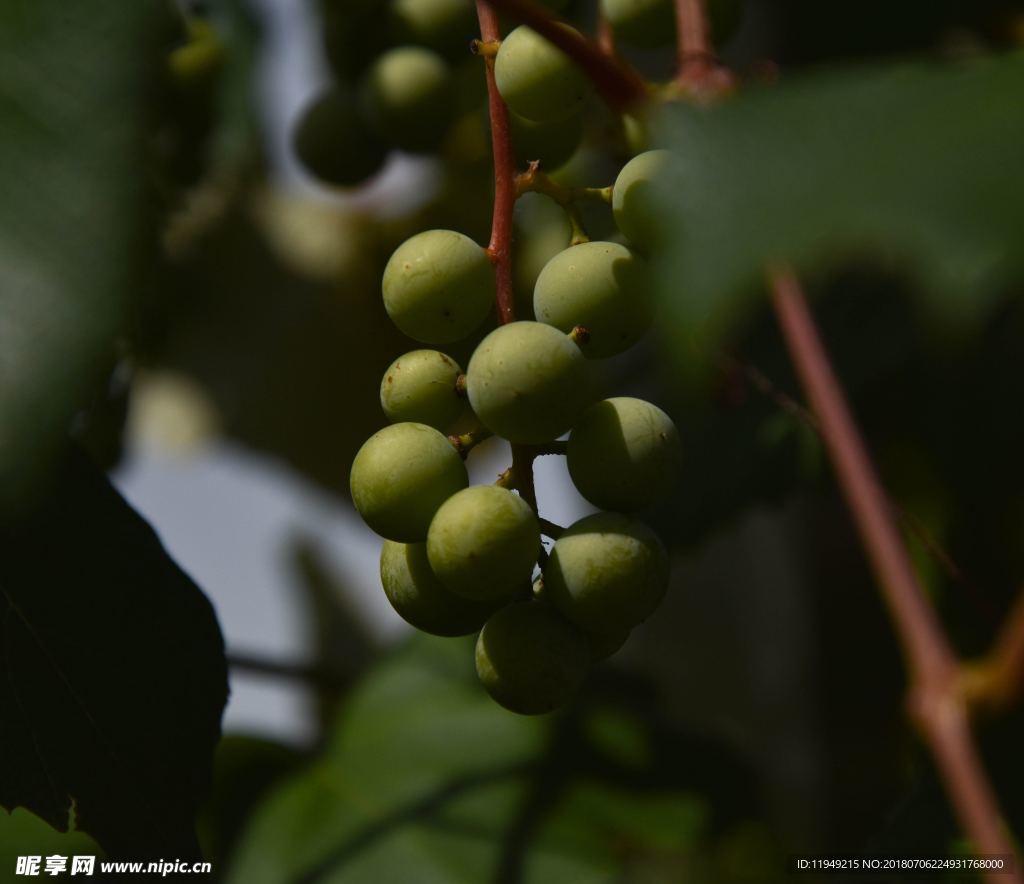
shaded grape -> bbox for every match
[292,87,387,188]
[466,321,591,443]
[427,486,540,601]
[568,397,682,510]
[382,229,495,344]
[533,241,652,358]
[611,149,681,252]
[380,541,498,635]
[545,512,669,637]
[601,0,674,48]
[350,422,468,541]
[390,0,477,55]
[510,110,584,171]
[361,46,453,153]
[494,25,589,123]
[475,600,591,715]
[379,350,467,431]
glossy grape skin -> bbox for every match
[475,600,591,715]
[533,242,652,358]
[350,422,468,541]
[510,110,583,171]
[380,541,497,636]
[361,47,453,153]
[427,486,540,602]
[390,0,476,55]
[466,321,591,443]
[545,513,669,637]
[292,87,387,188]
[567,397,682,511]
[382,230,495,344]
[612,149,682,252]
[494,26,589,123]
[379,350,466,431]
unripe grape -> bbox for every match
[380,541,497,636]
[466,321,591,443]
[545,512,669,637]
[494,26,589,123]
[533,242,652,358]
[380,350,466,431]
[510,110,583,171]
[382,229,495,344]
[475,600,591,715]
[568,397,682,510]
[292,87,387,188]
[390,0,476,55]
[612,149,681,252]
[427,486,540,602]
[350,422,467,541]
[601,0,674,48]
[361,47,453,154]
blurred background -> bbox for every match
[2,0,1023,881]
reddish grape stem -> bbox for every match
[674,0,713,79]
[481,0,647,112]
[477,2,541,514]
[770,268,1020,880]
[477,3,517,325]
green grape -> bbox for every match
[427,486,540,601]
[292,87,387,188]
[589,626,631,660]
[380,350,467,431]
[510,110,584,171]
[389,0,476,55]
[611,149,681,252]
[567,397,682,510]
[350,422,468,541]
[380,540,498,636]
[533,242,652,358]
[601,0,674,48]
[361,47,453,154]
[466,321,591,443]
[513,192,572,317]
[494,26,589,123]
[382,229,495,344]
[475,600,591,714]
[545,512,669,637]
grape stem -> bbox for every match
[769,267,1021,881]
[516,161,611,245]
[672,0,735,97]
[481,0,648,113]
[477,1,542,515]
[448,428,494,459]
[538,518,565,540]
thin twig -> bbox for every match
[673,0,735,96]
[227,651,351,693]
[482,0,647,112]
[769,267,1020,880]
[965,590,1024,710]
[477,2,541,515]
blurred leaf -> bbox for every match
[0,808,103,876]
[228,635,766,883]
[0,0,169,511]
[0,449,227,859]
[651,52,1024,357]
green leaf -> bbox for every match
[0,0,168,511]
[227,636,743,883]
[0,449,228,859]
[650,52,1024,355]
[0,808,103,875]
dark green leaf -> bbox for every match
[0,0,169,511]
[0,449,227,859]
[651,52,1024,355]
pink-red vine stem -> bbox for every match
[770,268,1020,882]
[476,1,540,510]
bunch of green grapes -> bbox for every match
[295,0,745,714]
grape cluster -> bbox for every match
[297,2,702,714]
